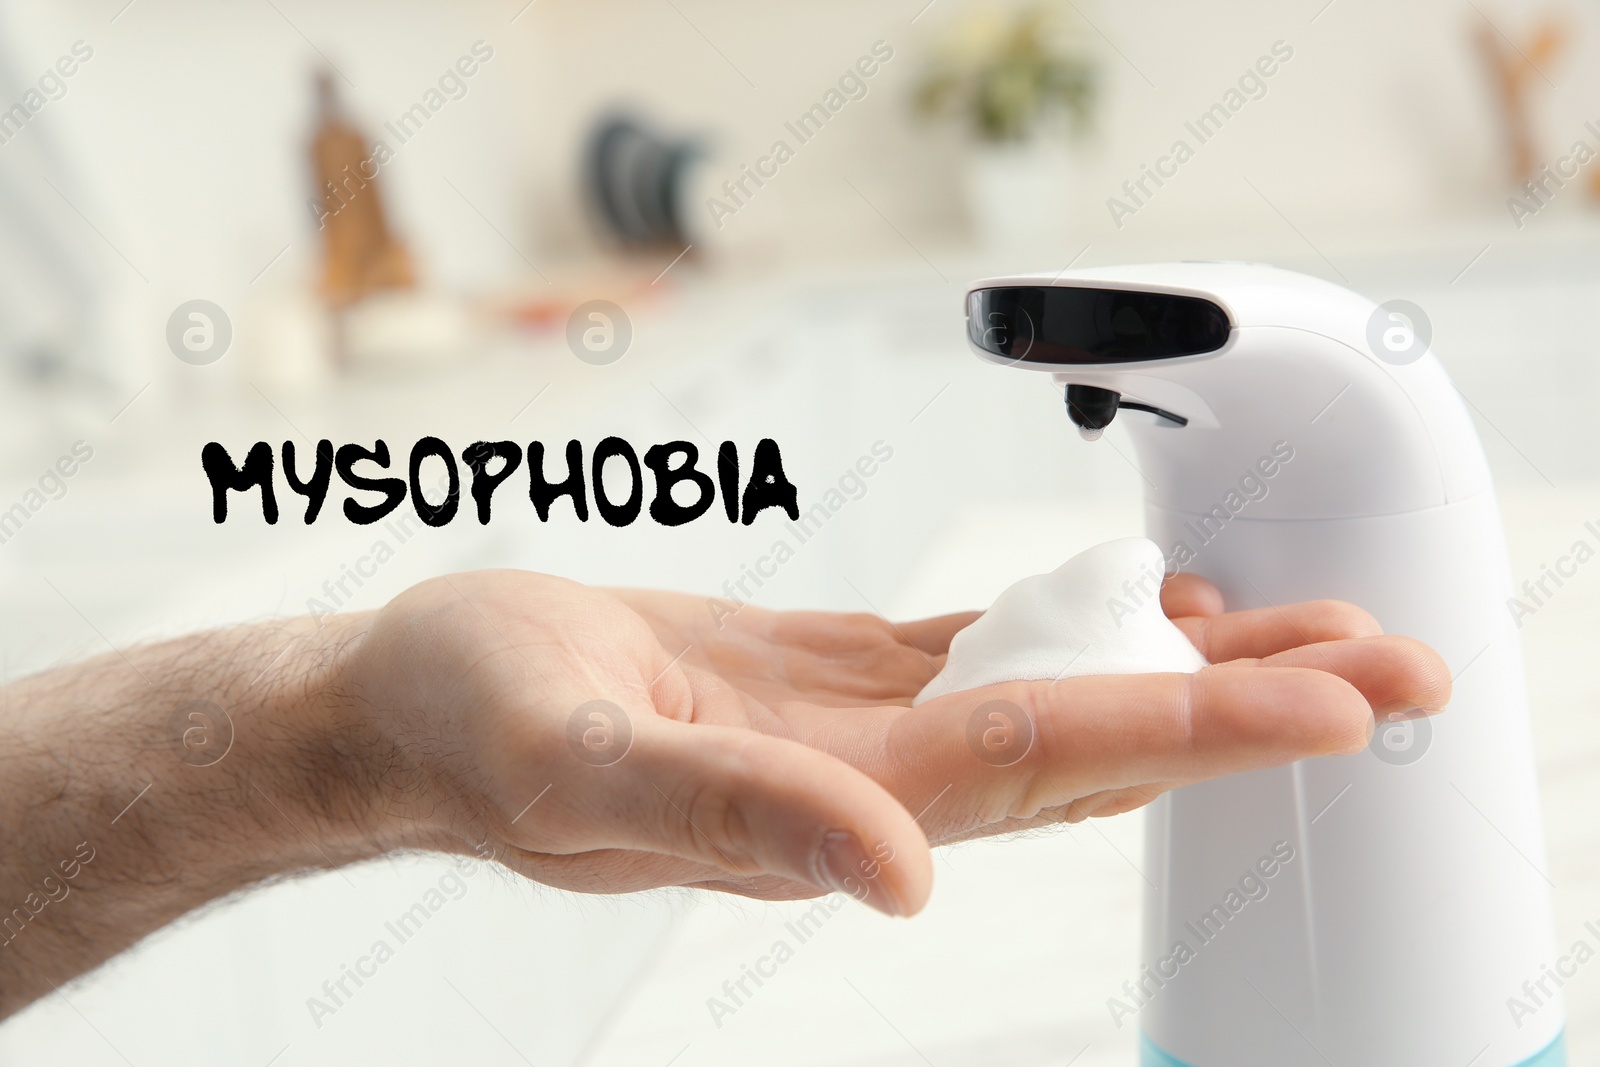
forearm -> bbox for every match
[0,612,413,1018]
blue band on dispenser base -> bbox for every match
[1139,1030,1566,1067]
[1138,1035,1190,1067]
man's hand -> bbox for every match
[333,570,1449,918]
[0,568,1450,1019]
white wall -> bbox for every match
[6,0,1599,336]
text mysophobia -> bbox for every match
[201,437,800,528]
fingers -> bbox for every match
[877,665,1376,843]
[765,608,979,660]
[1160,573,1224,619]
[730,610,973,706]
[1241,634,1451,715]
[1028,666,1377,792]
[581,715,933,916]
[894,611,983,655]
[1175,599,1382,662]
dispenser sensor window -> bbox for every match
[967,286,1230,366]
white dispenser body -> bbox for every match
[1138,497,1558,1066]
[964,264,1564,1066]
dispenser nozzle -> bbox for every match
[1066,385,1121,439]
[1064,383,1189,439]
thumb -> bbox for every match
[576,712,933,916]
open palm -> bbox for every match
[344,571,1449,917]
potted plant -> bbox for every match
[915,3,1098,252]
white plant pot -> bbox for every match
[963,139,1079,256]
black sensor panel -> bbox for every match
[967,286,1230,365]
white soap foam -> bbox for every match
[914,537,1209,705]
